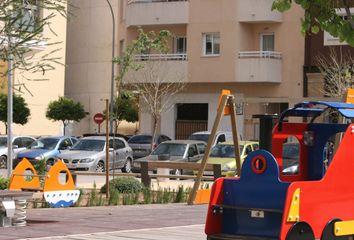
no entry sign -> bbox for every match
[93,113,105,124]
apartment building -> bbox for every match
[66,0,305,140]
[0,1,68,136]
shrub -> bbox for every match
[101,177,144,194]
[0,177,9,190]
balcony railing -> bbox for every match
[126,53,188,83]
[126,0,189,26]
[238,51,282,59]
[134,53,188,61]
[237,51,282,83]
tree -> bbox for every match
[114,28,175,149]
[0,93,30,132]
[128,60,186,150]
[316,48,354,97]
[0,0,68,82]
[272,0,354,46]
[111,89,139,133]
[46,96,87,135]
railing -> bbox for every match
[128,0,188,4]
[134,53,188,61]
[238,51,282,59]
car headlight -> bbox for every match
[80,158,94,163]
[35,155,44,160]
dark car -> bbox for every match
[128,134,171,159]
[281,142,300,175]
[15,136,77,168]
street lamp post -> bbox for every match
[105,0,116,134]
[7,36,13,178]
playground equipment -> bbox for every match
[9,158,80,208]
[205,101,354,240]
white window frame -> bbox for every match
[260,32,275,51]
[174,36,187,54]
[202,32,220,56]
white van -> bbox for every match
[189,131,233,147]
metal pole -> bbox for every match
[105,99,110,199]
[7,36,13,178]
[105,0,116,134]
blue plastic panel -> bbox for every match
[222,150,289,238]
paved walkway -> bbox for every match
[0,204,208,240]
[19,225,205,240]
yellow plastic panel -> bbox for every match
[287,188,300,222]
[334,220,354,236]
[43,160,76,192]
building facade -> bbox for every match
[66,0,306,140]
[0,2,68,136]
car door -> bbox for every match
[13,137,24,155]
[187,144,200,162]
[197,143,206,160]
[114,139,127,168]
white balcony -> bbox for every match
[237,51,282,83]
[126,0,189,27]
[238,0,282,23]
[126,53,188,83]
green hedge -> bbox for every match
[0,177,9,190]
[101,177,144,194]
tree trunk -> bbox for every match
[151,116,159,151]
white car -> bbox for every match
[0,135,36,168]
[189,131,233,147]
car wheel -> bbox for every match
[0,155,7,169]
[121,158,132,173]
[96,161,105,173]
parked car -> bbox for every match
[14,136,78,168]
[0,135,36,168]
[133,140,207,174]
[57,136,133,173]
[128,134,171,159]
[189,131,233,147]
[82,133,130,141]
[195,141,259,176]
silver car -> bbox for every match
[57,136,133,172]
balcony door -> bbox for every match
[260,33,275,51]
[175,36,187,54]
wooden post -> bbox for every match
[140,162,150,187]
[213,164,222,180]
[187,95,228,205]
[105,99,110,199]
[229,97,242,176]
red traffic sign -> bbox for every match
[93,113,105,124]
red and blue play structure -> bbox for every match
[205,101,354,240]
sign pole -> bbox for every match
[104,99,110,199]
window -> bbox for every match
[260,33,275,51]
[175,37,187,54]
[188,144,198,157]
[59,138,72,150]
[203,33,220,56]
[13,138,23,148]
[197,143,206,154]
[115,139,125,149]
[22,137,35,147]
[15,0,40,33]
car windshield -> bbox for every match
[128,135,152,144]
[210,144,244,158]
[71,139,105,152]
[151,143,186,156]
[30,138,59,150]
[189,134,209,143]
[0,137,7,148]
